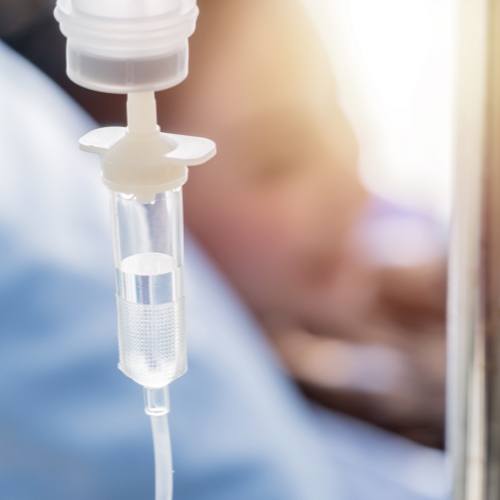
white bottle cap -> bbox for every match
[54,0,199,93]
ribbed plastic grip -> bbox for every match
[117,297,186,388]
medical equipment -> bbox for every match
[448,0,500,498]
[54,2,215,499]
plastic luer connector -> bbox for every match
[113,190,186,388]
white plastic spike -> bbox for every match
[80,128,216,166]
[79,127,126,154]
[79,92,215,199]
[164,134,216,165]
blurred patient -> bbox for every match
[6,0,446,447]
[174,0,444,447]
[178,0,446,447]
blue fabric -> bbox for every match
[0,42,447,500]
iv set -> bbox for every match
[54,1,215,499]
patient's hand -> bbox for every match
[266,258,446,448]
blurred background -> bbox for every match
[0,0,454,498]
[305,0,454,222]
[267,0,454,448]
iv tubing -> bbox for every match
[151,414,173,500]
[145,387,173,500]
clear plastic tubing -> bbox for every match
[112,188,186,389]
[145,386,173,500]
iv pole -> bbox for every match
[448,0,500,498]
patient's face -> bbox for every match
[161,0,367,322]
